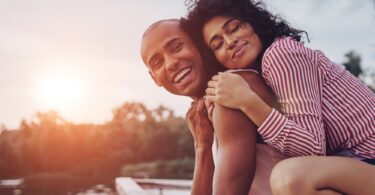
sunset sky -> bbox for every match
[0,0,374,129]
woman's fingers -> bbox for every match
[211,73,222,81]
[205,95,217,104]
[205,87,216,96]
[207,80,217,88]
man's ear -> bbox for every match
[148,71,162,87]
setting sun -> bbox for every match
[34,70,85,111]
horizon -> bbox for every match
[1,0,374,129]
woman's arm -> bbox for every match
[206,72,276,127]
[257,42,326,156]
[206,39,327,157]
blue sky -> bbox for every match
[0,0,374,129]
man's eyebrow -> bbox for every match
[147,37,181,65]
[164,37,181,49]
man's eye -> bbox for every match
[151,59,163,70]
[171,43,183,53]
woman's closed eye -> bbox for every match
[227,20,241,34]
[211,39,224,50]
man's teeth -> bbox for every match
[174,68,191,83]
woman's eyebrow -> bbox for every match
[222,18,236,30]
[209,18,236,46]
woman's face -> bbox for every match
[203,15,263,69]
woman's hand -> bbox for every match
[186,99,214,149]
[205,72,255,110]
[206,72,273,127]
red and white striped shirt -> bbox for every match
[258,37,375,158]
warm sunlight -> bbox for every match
[34,70,85,111]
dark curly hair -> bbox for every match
[180,0,309,72]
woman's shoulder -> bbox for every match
[226,69,259,75]
[262,37,299,72]
[263,36,305,58]
[261,37,318,79]
[262,36,316,68]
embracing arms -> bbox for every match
[205,41,327,156]
[188,71,280,195]
[186,99,257,195]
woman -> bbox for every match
[182,0,375,194]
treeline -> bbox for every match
[0,102,195,192]
[342,50,375,91]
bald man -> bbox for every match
[140,19,287,195]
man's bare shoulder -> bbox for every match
[211,104,256,141]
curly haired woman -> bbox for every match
[182,0,375,194]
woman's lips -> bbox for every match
[232,43,247,59]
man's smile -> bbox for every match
[173,67,192,84]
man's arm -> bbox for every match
[191,146,215,195]
[186,100,215,195]
[211,71,279,195]
[188,72,280,195]
[212,104,257,195]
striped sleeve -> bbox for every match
[258,39,326,157]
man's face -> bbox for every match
[141,20,206,98]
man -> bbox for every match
[140,19,286,195]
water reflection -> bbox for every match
[0,179,116,195]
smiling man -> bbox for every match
[141,19,211,98]
[140,19,286,195]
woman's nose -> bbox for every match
[224,36,238,50]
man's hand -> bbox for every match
[186,98,214,149]
[186,98,215,195]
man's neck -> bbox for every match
[189,67,220,101]
[190,90,205,101]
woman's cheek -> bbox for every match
[216,50,228,65]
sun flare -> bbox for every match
[35,71,85,110]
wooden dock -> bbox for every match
[115,177,191,195]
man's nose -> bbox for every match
[224,36,238,50]
[165,54,179,71]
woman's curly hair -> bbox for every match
[180,0,309,71]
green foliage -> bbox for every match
[0,102,195,190]
[341,50,375,92]
[342,50,363,77]
[121,158,195,179]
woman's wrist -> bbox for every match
[240,93,273,127]
[239,90,256,113]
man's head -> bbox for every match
[140,19,208,99]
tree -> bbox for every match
[0,124,6,134]
[342,50,363,77]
